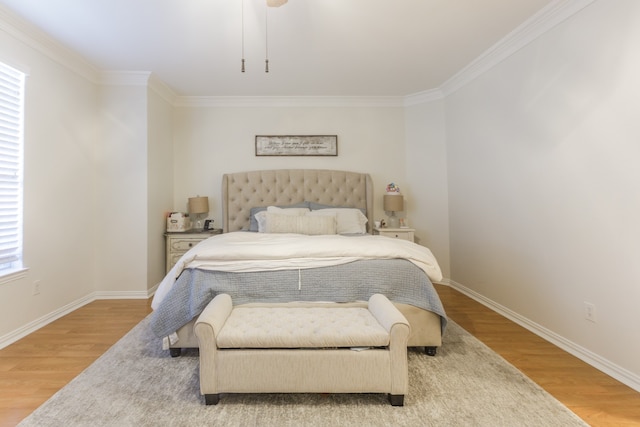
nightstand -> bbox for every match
[164,229,222,273]
[373,227,415,242]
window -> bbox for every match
[0,62,25,274]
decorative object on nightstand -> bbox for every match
[188,196,209,231]
[383,183,404,229]
[166,212,191,232]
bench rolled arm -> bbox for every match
[194,293,233,396]
[195,293,233,340]
[368,294,410,395]
[368,294,411,335]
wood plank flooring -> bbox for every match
[436,284,640,426]
[0,299,152,427]
[1,286,639,426]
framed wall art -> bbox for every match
[255,135,338,156]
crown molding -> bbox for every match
[168,0,598,107]
[99,70,151,87]
[148,73,178,105]
[0,6,100,84]
[99,71,178,105]
[173,95,406,108]
[403,89,444,107]
[439,0,597,97]
[1,0,596,107]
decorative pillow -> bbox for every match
[307,208,368,234]
[255,207,310,232]
[308,202,367,216]
[265,212,337,235]
[249,202,310,231]
[266,206,310,216]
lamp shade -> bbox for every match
[383,194,404,212]
[188,196,209,214]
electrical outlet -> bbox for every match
[32,280,41,296]
[584,302,596,322]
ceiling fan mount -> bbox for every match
[267,0,288,7]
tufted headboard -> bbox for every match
[222,169,374,233]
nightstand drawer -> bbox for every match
[170,238,203,251]
[165,229,222,273]
[373,227,415,242]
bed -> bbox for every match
[151,169,447,356]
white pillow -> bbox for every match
[265,212,337,235]
[266,206,310,216]
[256,206,311,232]
[307,208,368,234]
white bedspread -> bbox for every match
[152,232,442,310]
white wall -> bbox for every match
[0,23,99,337]
[93,84,149,294]
[147,85,174,289]
[405,99,450,278]
[445,0,640,382]
[171,105,410,224]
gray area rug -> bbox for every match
[19,316,587,427]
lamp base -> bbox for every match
[193,214,204,231]
[387,215,400,228]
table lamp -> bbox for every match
[188,196,209,231]
[383,194,404,228]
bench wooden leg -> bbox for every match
[205,394,220,405]
[389,394,404,406]
[424,346,437,356]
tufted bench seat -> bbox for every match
[194,293,411,406]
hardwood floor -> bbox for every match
[436,284,640,427]
[0,299,152,427]
[1,286,639,426]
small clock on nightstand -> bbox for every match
[373,227,415,242]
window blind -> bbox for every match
[0,63,24,269]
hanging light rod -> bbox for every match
[265,5,269,72]
[241,0,245,72]
[241,0,286,73]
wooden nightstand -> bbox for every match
[373,227,415,242]
[164,229,222,273]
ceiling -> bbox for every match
[0,0,554,97]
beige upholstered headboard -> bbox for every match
[222,169,374,233]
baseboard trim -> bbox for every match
[92,290,152,300]
[442,279,640,393]
[0,294,94,350]
[0,288,155,350]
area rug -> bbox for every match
[18,316,587,427]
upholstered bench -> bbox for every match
[194,293,411,406]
